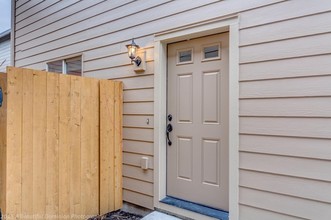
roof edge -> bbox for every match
[0,29,11,42]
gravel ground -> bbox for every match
[89,210,143,220]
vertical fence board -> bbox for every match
[6,67,23,219]
[59,74,71,218]
[100,80,115,214]
[22,69,34,218]
[70,76,82,216]
[90,79,100,214]
[46,73,60,217]
[81,78,92,217]
[0,73,7,214]
[32,70,47,219]
[114,82,123,210]
[81,78,100,216]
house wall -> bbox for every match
[238,2,331,219]
[13,0,331,218]
[0,36,10,72]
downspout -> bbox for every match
[10,0,15,67]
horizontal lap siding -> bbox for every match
[239,2,331,219]
[0,39,11,72]
[239,205,304,220]
[240,170,331,204]
[14,0,279,66]
[15,0,216,63]
[240,97,331,117]
[16,0,69,23]
[240,33,331,64]
[16,0,31,9]
[240,54,331,81]
[15,1,131,38]
[240,187,331,220]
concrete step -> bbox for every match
[142,211,182,220]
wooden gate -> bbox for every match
[0,67,123,220]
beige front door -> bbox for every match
[167,33,229,211]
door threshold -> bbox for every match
[160,196,229,220]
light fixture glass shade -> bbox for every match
[126,39,142,66]
[126,39,139,60]
[128,45,137,60]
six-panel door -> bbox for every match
[167,33,230,211]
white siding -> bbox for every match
[238,1,331,219]
[14,0,331,218]
[0,38,10,72]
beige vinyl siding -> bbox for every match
[16,0,81,25]
[240,187,331,220]
[240,54,331,81]
[238,2,331,219]
[239,205,306,220]
[239,0,331,29]
[123,177,153,196]
[123,115,154,129]
[0,39,10,72]
[123,140,154,156]
[14,0,281,66]
[240,34,331,63]
[14,0,331,217]
[16,0,31,9]
[240,169,331,204]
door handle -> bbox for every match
[166,123,173,146]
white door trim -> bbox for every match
[153,16,239,220]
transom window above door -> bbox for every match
[47,56,82,76]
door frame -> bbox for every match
[154,16,239,220]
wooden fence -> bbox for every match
[0,67,123,220]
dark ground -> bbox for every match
[89,210,143,220]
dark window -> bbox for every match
[178,49,192,63]
[47,56,82,76]
[66,57,82,76]
[47,60,63,73]
[203,45,220,60]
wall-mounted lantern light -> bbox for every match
[126,39,146,73]
[126,39,142,66]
